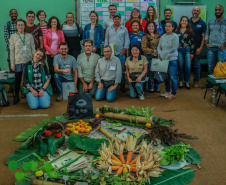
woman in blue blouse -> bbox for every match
[83,11,104,55]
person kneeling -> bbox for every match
[23,48,52,109]
[126,44,147,100]
[95,45,122,102]
[53,42,78,102]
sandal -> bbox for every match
[179,82,183,88]
[185,83,190,89]
[166,94,176,99]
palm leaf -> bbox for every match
[150,169,195,185]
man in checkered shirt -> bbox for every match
[4,9,18,71]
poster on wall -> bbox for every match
[166,5,207,24]
[80,0,95,28]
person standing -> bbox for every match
[9,19,35,104]
[105,13,130,92]
[4,9,18,71]
[36,10,48,37]
[25,11,43,49]
[95,45,122,102]
[176,16,195,89]
[189,6,207,88]
[83,11,104,56]
[125,8,146,33]
[157,21,179,99]
[53,42,78,102]
[103,4,124,31]
[44,16,65,92]
[141,21,161,93]
[160,9,177,35]
[143,6,163,34]
[205,5,226,83]
[77,39,100,97]
[62,12,83,60]
[23,49,52,109]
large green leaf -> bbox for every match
[68,133,108,156]
[186,148,201,168]
[48,135,65,156]
[39,139,48,157]
[150,169,195,185]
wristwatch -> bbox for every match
[42,88,46,91]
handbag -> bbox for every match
[213,62,226,77]
[151,58,169,73]
[67,92,93,120]
[152,71,169,84]
[101,80,115,89]
[130,72,145,81]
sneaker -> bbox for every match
[201,84,213,89]
[120,84,127,92]
[139,94,145,100]
[56,94,63,102]
[160,92,171,98]
[194,82,199,88]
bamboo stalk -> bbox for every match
[99,112,152,124]
[99,127,121,143]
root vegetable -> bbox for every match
[116,167,123,175]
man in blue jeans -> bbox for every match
[95,45,122,102]
[53,42,78,101]
[105,13,130,92]
[203,5,226,89]
[189,6,207,88]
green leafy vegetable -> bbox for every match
[15,171,25,180]
[48,135,65,156]
[8,161,18,171]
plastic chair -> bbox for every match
[216,83,226,106]
[203,77,220,99]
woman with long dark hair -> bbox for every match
[83,11,104,55]
[125,8,147,33]
[141,21,161,93]
[44,16,65,92]
[36,10,47,37]
[143,6,163,34]
[62,12,83,59]
[175,16,195,89]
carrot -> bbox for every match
[111,166,120,171]
[111,159,122,166]
[116,167,123,175]
[119,153,125,163]
[126,151,133,164]
[123,167,128,173]
[111,155,121,163]
[131,155,142,164]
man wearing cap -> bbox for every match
[105,13,130,92]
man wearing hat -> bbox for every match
[105,13,130,92]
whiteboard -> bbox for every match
[78,0,160,28]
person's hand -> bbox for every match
[38,89,44,97]
[190,54,194,60]
[120,51,125,56]
[206,44,210,49]
[219,45,226,50]
[108,85,116,92]
[32,90,39,97]
[136,76,142,83]
[11,66,15,71]
[88,82,93,90]
[51,53,57,57]
[64,68,71,73]
[98,83,103,89]
[128,77,132,82]
[83,83,89,92]
[92,48,97,53]
[195,48,202,55]
[75,87,78,93]
[154,50,158,55]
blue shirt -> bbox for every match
[129,31,145,55]
[189,18,207,49]
[105,25,130,55]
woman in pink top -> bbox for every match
[44,16,65,92]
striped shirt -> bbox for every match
[40,25,47,37]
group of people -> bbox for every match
[3,4,226,109]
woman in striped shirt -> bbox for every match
[36,10,47,37]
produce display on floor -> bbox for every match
[6,106,201,185]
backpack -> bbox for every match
[0,84,10,106]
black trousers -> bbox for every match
[68,49,81,60]
[47,55,56,92]
[15,71,22,98]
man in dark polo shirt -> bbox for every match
[25,10,43,49]
[189,6,207,88]
[160,9,177,35]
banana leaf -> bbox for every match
[185,148,201,168]
[150,169,195,185]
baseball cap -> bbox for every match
[113,13,121,18]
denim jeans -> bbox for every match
[193,55,201,83]
[129,82,144,98]
[26,91,51,109]
[178,48,191,83]
[165,60,178,95]
[54,73,73,95]
[147,58,160,90]
[78,81,97,97]
[95,82,118,102]
[115,54,126,84]
[207,47,226,74]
